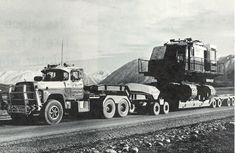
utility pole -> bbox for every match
[61,40,63,66]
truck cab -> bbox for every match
[7,64,90,125]
[7,64,133,125]
[39,65,85,100]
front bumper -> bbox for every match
[8,104,28,114]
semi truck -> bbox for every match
[3,38,235,125]
[5,64,164,124]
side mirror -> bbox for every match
[34,76,43,82]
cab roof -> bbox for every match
[165,38,204,46]
[41,64,83,73]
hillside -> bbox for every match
[88,71,109,85]
[100,59,156,85]
[0,70,109,87]
[0,84,10,92]
[0,71,41,85]
[215,55,234,86]
[0,55,233,87]
[101,55,234,86]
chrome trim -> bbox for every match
[35,89,42,111]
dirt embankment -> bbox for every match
[57,117,234,153]
[0,116,233,153]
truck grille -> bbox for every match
[11,82,35,105]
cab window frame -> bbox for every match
[43,69,69,81]
[70,70,82,82]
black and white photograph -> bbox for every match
[0,0,234,153]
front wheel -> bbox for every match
[43,100,63,125]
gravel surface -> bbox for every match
[70,117,234,153]
[1,117,233,153]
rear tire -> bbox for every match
[227,98,231,107]
[210,99,216,108]
[43,100,63,125]
[117,99,129,117]
[102,98,116,119]
[217,99,222,107]
[149,102,160,115]
[231,98,235,106]
[161,101,169,114]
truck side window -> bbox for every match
[71,71,80,82]
[63,72,69,81]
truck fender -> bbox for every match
[45,93,65,108]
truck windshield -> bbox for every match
[43,70,69,81]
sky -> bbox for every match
[0,0,233,73]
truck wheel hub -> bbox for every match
[120,104,126,112]
[49,106,59,119]
[106,104,112,113]
[155,106,159,112]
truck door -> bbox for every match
[70,70,84,100]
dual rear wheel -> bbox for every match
[149,101,169,115]
[217,99,222,107]
[102,98,129,119]
[211,98,234,108]
[226,98,234,107]
[161,101,170,114]
[211,98,223,108]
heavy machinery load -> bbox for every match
[139,38,234,111]
[141,38,221,84]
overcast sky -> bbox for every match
[0,0,233,73]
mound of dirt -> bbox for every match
[215,55,234,86]
[100,59,156,85]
